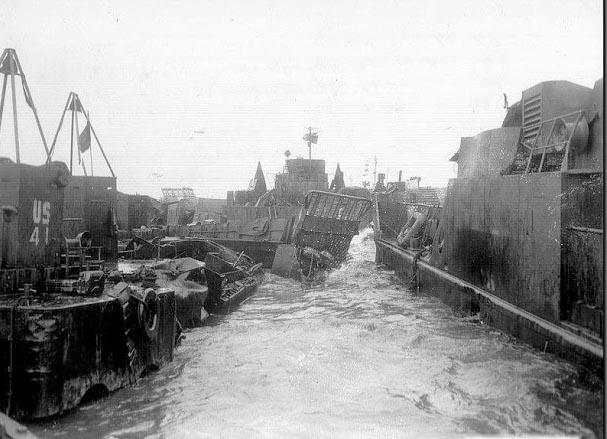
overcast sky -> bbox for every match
[1,0,603,198]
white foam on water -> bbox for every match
[31,230,602,439]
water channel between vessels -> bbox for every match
[31,229,602,439]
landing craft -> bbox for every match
[0,48,177,419]
[120,236,265,326]
[150,130,372,280]
[374,78,604,373]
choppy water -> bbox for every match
[30,229,603,439]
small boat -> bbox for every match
[120,237,264,325]
[203,251,264,314]
[0,283,176,419]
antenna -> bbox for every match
[0,48,50,163]
[302,126,319,177]
[373,155,377,187]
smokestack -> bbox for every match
[398,170,402,182]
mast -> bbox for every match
[308,127,312,176]
[373,155,377,187]
[303,126,319,179]
[0,48,50,163]
[47,92,115,177]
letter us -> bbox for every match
[30,199,51,245]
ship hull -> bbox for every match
[200,238,279,268]
[0,289,176,420]
[375,239,602,373]
[373,170,603,374]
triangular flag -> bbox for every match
[69,96,85,113]
[0,52,10,75]
[78,122,91,152]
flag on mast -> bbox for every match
[69,97,84,113]
[78,122,91,152]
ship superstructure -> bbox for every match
[374,78,603,371]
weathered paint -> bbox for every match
[522,81,593,125]
[127,195,159,229]
[274,159,329,205]
[63,176,118,260]
[455,127,521,178]
[0,161,65,269]
[161,207,301,267]
[116,192,129,230]
[0,288,176,419]
[195,239,279,268]
[375,240,602,374]
[0,267,60,295]
[373,78,604,372]
[203,252,264,314]
[575,79,603,170]
[223,205,301,224]
[561,171,603,336]
[439,173,563,323]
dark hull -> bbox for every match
[202,238,279,268]
[120,237,264,319]
[175,288,208,328]
[203,252,264,314]
[203,270,261,314]
[121,236,232,260]
[0,288,176,419]
[375,239,602,374]
[374,161,603,372]
[373,73,604,370]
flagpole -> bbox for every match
[87,111,93,176]
[0,75,7,150]
[75,102,80,166]
[69,107,74,175]
[85,111,115,178]
[14,53,49,157]
[47,93,71,164]
[307,126,312,178]
[74,103,87,176]
[9,51,20,164]
[90,137,94,176]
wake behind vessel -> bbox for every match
[374,78,603,372]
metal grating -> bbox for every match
[522,92,542,145]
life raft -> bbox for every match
[136,288,159,340]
